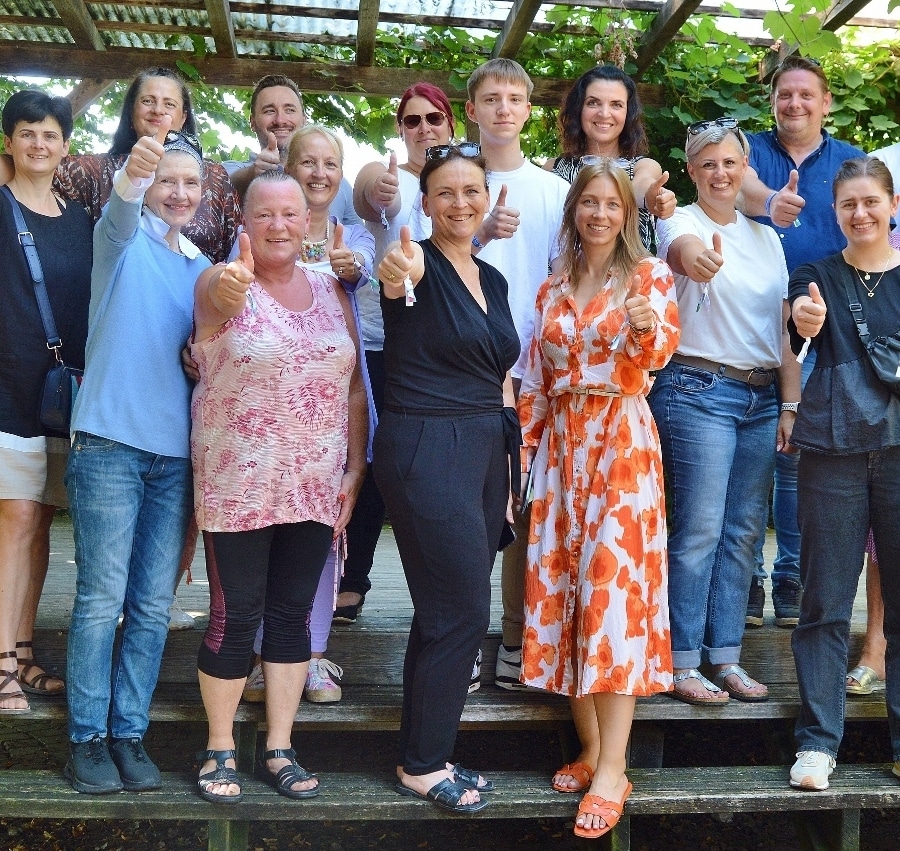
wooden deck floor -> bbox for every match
[40,513,869,633]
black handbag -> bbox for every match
[841,265,900,397]
[2,186,83,434]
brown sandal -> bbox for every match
[0,650,30,714]
[16,641,66,696]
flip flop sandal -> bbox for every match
[573,781,633,839]
[552,761,594,793]
[846,665,885,695]
[197,749,243,804]
[669,669,729,705]
[713,665,769,703]
[451,763,494,791]
[16,642,66,696]
[256,747,320,799]
[395,777,489,813]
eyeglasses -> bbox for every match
[401,112,447,130]
[425,142,481,161]
[687,117,739,136]
[581,155,631,169]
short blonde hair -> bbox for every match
[285,124,344,173]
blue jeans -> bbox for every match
[648,363,777,669]
[792,446,900,760]
[65,433,192,743]
[754,349,816,586]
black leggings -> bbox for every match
[197,521,333,679]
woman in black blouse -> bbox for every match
[375,144,519,815]
[788,156,900,792]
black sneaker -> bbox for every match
[65,736,123,794]
[773,579,802,628]
[745,579,765,628]
[110,737,162,791]
[333,595,364,624]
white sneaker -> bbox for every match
[168,596,195,630]
[469,649,482,694]
[305,658,343,703]
[790,751,835,790]
[495,644,530,690]
[242,662,265,703]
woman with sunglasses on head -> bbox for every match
[648,118,800,706]
[375,143,519,815]
[787,156,900,792]
[545,65,676,251]
[519,160,679,838]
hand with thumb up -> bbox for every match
[126,115,171,182]
[254,131,282,175]
[624,273,655,333]
[792,281,827,338]
[377,225,422,296]
[372,152,400,210]
[211,231,255,316]
[689,231,724,283]
[768,169,805,229]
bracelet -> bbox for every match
[780,402,799,413]
[472,235,485,250]
[764,191,778,218]
[631,320,656,335]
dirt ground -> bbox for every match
[2,720,899,850]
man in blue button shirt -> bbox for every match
[738,55,863,629]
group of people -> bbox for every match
[0,50,898,839]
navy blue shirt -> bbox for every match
[747,129,864,272]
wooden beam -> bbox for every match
[0,44,664,108]
[491,0,543,60]
[632,0,703,79]
[66,77,114,118]
[50,0,104,50]
[203,0,237,59]
[355,0,380,67]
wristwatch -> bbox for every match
[780,402,799,413]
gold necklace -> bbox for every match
[851,250,893,298]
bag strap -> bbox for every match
[839,261,871,346]
[1,184,62,353]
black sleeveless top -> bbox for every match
[381,239,520,416]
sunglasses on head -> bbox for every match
[425,142,481,161]
[687,117,740,136]
[401,112,447,130]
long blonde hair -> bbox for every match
[557,161,648,302]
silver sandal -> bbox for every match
[713,664,769,703]
[669,668,729,705]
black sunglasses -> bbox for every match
[401,112,447,130]
[425,142,481,161]
[686,117,739,136]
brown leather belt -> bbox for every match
[670,354,776,387]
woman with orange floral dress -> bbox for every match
[519,160,678,840]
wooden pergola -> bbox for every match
[0,0,895,114]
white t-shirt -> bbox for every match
[357,167,431,350]
[476,161,568,378]
[656,204,788,371]
[871,142,900,191]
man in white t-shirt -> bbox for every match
[870,141,900,192]
[464,58,569,690]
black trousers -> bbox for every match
[374,409,509,775]
[197,521,333,679]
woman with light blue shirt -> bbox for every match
[64,123,211,795]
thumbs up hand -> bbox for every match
[254,131,282,175]
[479,184,519,244]
[624,273,655,332]
[689,231,724,283]
[378,225,419,291]
[211,231,255,315]
[768,169,805,228]
[793,281,827,338]
[329,222,363,282]
[372,152,400,210]
[645,170,676,219]
[126,114,171,181]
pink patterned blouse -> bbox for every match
[190,269,356,533]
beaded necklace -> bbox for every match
[301,219,330,263]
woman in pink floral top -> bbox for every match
[189,171,367,804]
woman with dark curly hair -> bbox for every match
[545,65,675,251]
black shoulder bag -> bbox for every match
[2,185,83,434]
[840,263,900,398]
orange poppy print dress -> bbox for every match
[519,257,679,697]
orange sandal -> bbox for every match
[552,761,594,793]
[574,781,632,839]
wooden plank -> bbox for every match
[203,0,237,60]
[632,0,703,79]
[50,0,105,50]
[355,0,380,67]
[65,77,114,118]
[491,0,543,60]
